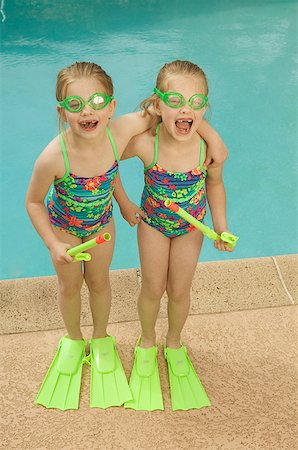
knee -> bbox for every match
[58,277,83,297]
[141,278,166,302]
[166,282,190,303]
[84,273,110,294]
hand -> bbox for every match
[49,241,73,264]
[120,200,146,227]
[214,231,234,253]
[203,144,228,170]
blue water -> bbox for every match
[1,0,297,280]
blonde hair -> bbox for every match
[56,62,113,131]
[140,60,208,116]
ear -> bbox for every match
[108,98,116,118]
[152,98,162,117]
[202,103,208,117]
[57,105,67,122]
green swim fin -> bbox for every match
[164,345,211,411]
[35,336,86,410]
[89,336,132,408]
[124,341,164,411]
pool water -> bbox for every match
[1,0,297,280]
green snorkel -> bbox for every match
[164,200,238,248]
[67,233,111,262]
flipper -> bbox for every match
[89,336,132,408]
[164,345,211,411]
[124,340,164,411]
[35,336,86,410]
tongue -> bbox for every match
[176,121,191,132]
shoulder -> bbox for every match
[109,111,155,152]
[131,128,155,146]
[120,129,155,166]
[109,113,137,140]
[129,129,154,153]
[134,129,156,167]
[34,135,63,176]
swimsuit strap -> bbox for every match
[59,133,70,174]
[106,126,119,163]
[55,133,70,184]
[199,137,206,171]
[145,123,207,173]
[145,122,160,171]
[55,128,118,184]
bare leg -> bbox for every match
[166,230,204,348]
[84,219,115,339]
[137,221,170,347]
[51,228,84,340]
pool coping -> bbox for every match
[1,254,297,335]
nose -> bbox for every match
[81,103,94,115]
[179,102,192,113]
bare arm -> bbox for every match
[110,108,157,157]
[25,150,73,263]
[113,172,146,226]
[113,132,148,226]
[206,164,233,252]
[197,120,228,167]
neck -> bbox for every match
[65,127,108,151]
[159,122,196,151]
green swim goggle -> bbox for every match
[59,92,114,113]
[154,87,208,110]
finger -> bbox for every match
[57,257,70,265]
[137,208,147,219]
[222,242,232,252]
[220,241,227,251]
[203,159,211,170]
[65,255,74,263]
[217,241,224,251]
[133,213,141,224]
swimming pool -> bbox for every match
[1,0,297,280]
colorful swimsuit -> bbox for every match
[47,128,119,238]
[141,124,207,238]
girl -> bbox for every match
[115,60,233,411]
[26,61,227,410]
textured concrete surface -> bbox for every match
[1,254,297,449]
[0,269,140,334]
[274,254,298,303]
[1,306,297,450]
[1,255,297,334]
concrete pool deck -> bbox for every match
[1,255,297,449]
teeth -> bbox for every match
[176,119,193,123]
[81,120,98,128]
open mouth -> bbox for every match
[175,119,193,134]
[80,120,98,131]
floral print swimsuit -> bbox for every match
[47,128,119,238]
[141,124,207,238]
